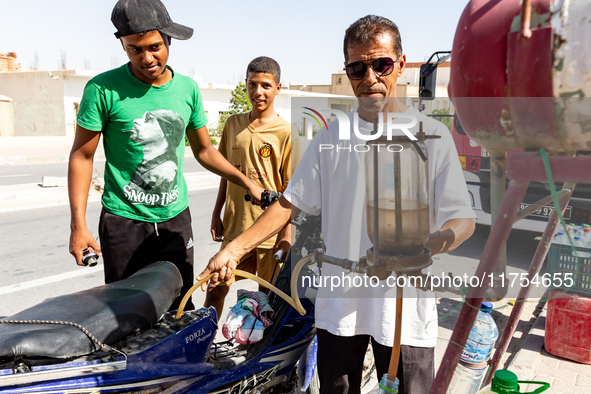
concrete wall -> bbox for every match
[0,96,14,137]
[0,70,348,138]
[0,71,66,136]
[198,82,295,130]
[291,74,355,96]
[199,83,233,129]
[288,84,333,95]
[197,82,344,129]
[330,72,354,96]
[63,71,95,136]
[274,91,313,122]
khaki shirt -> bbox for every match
[218,113,291,248]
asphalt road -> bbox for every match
[0,162,74,187]
[0,188,256,319]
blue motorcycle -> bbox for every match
[0,215,323,394]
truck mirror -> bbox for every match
[454,115,466,135]
[419,63,437,100]
[419,51,450,101]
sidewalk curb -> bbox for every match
[0,143,198,166]
[0,171,220,213]
[0,136,75,166]
[0,153,109,165]
[0,155,65,165]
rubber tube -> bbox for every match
[174,256,312,319]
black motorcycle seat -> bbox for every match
[0,261,182,359]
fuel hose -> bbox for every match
[174,256,312,319]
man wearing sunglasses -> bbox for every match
[199,15,476,394]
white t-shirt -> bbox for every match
[284,106,475,347]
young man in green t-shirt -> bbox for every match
[68,0,264,310]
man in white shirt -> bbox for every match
[199,15,476,394]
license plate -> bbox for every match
[519,203,572,220]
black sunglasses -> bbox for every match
[344,55,402,80]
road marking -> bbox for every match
[0,172,219,213]
[0,174,33,178]
[0,265,104,295]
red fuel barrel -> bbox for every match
[449,0,591,152]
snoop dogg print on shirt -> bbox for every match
[76,63,208,223]
[124,109,183,206]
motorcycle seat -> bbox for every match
[0,261,182,359]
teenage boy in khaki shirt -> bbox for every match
[205,57,292,315]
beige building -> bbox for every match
[289,61,454,141]
[0,68,349,137]
[290,61,452,112]
[0,53,21,72]
[0,52,450,138]
[0,52,36,73]
[0,69,95,136]
[291,71,352,96]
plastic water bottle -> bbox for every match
[553,231,566,245]
[448,363,489,394]
[372,374,399,394]
[566,225,575,242]
[571,236,591,258]
[446,302,499,394]
[583,227,591,244]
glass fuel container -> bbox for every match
[365,136,430,256]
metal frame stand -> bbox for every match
[430,152,591,394]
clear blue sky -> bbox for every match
[2,0,469,86]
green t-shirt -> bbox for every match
[77,63,207,222]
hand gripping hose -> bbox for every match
[174,256,312,319]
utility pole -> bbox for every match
[60,50,67,70]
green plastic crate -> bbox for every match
[547,243,591,295]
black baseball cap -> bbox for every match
[111,0,193,40]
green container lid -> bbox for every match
[486,370,550,393]
[491,370,520,393]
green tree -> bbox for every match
[211,82,252,138]
[431,107,453,132]
[228,82,252,114]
